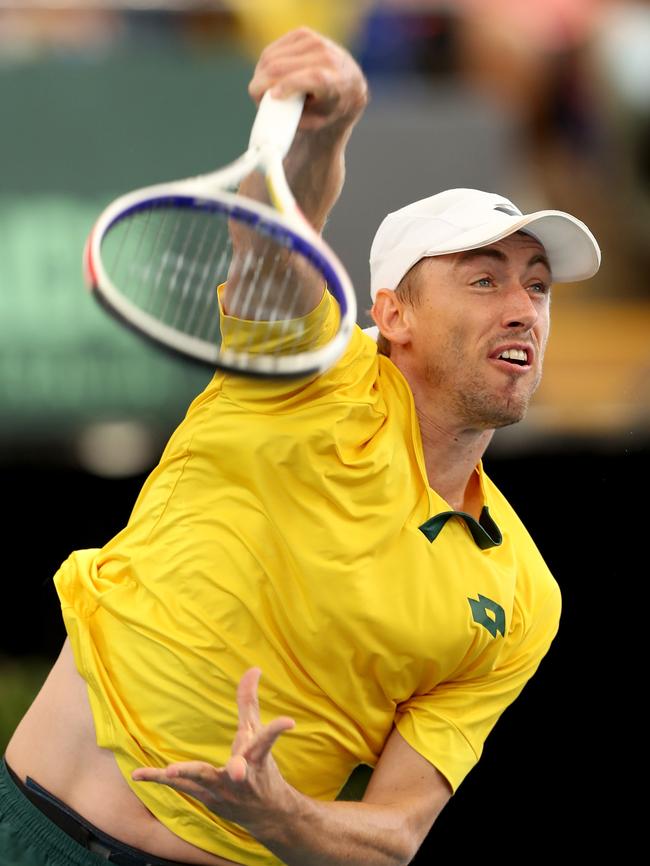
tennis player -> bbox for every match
[3,27,600,866]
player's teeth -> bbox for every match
[499,349,527,362]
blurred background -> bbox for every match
[0,0,645,860]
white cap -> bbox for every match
[369,188,601,300]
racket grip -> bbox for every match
[249,91,305,160]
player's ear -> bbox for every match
[371,289,411,346]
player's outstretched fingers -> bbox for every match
[132,762,225,800]
[245,716,296,765]
[236,667,263,731]
[225,753,249,784]
[232,668,295,764]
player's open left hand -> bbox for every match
[248,27,368,133]
[131,668,296,825]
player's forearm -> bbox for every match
[248,787,417,866]
[237,122,349,235]
[225,122,347,317]
[283,123,350,232]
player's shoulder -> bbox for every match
[210,315,382,412]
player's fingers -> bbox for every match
[250,31,352,103]
[170,762,225,784]
[255,26,332,72]
[244,716,295,764]
[257,32,326,68]
[132,763,226,799]
[249,57,322,104]
[225,753,248,783]
[261,58,367,119]
[235,666,262,732]
[136,774,209,799]
[270,68,341,104]
[132,761,221,784]
[131,766,179,784]
[258,25,321,55]
[250,36,323,100]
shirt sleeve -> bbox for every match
[218,284,340,356]
[212,283,376,410]
[395,581,561,792]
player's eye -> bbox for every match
[473,277,493,288]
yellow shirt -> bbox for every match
[54,290,561,866]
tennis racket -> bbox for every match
[83,92,356,378]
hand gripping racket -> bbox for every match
[83,92,356,378]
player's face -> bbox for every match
[408,233,551,430]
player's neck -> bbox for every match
[415,406,493,518]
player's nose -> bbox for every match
[500,282,540,331]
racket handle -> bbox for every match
[249,91,305,160]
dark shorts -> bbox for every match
[0,757,192,866]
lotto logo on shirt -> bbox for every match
[468,594,506,638]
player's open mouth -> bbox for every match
[498,348,528,365]
[489,345,533,370]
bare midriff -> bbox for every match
[5,640,243,866]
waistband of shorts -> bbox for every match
[1,755,108,865]
[0,756,193,866]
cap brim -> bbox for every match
[425,209,601,283]
[513,211,601,282]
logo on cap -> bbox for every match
[493,204,522,217]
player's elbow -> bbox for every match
[387,798,447,865]
[378,814,428,866]
[392,837,419,866]
[403,823,432,866]
[383,830,421,866]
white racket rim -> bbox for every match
[85,183,357,378]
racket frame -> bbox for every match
[84,93,357,378]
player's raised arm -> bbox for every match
[248,27,368,232]
[223,27,368,319]
[85,27,364,378]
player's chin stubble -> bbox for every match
[462,366,543,429]
[425,355,542,430]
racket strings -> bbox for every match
[104,205,227,344]
[158,215,200,324]
[101,202,326,358]
[171,212,214,330]
[188,220,230,343]
[227,241,316,354]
